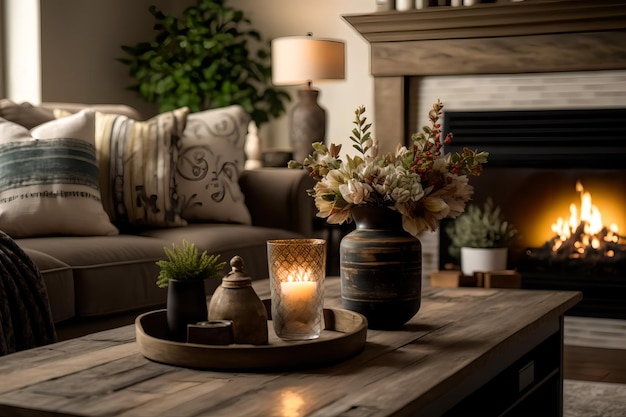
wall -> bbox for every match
[38,0,179,118]
[226,0,375,152]
[7,0,376,154]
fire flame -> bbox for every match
[550,181,621,258]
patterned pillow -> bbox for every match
[176,105,252,224]
[0,111,119,238]
[95,108,189,228]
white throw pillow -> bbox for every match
[0,111,119,238]
[95,108,189,228]
[175,105,252,225]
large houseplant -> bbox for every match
[445,197,518,275]
[119,0,290,127]
[156,240,225,341]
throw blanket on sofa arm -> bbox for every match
[0,231,57,356]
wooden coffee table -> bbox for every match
[0,277,581,417]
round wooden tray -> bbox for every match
[135,308,368,371]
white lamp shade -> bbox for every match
[271,36,346,85]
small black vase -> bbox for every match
[340,206,422,329]
[166,279,208,342]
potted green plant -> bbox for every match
[445,198,518,276]
[118,0,290,127]
[156,240,226,341]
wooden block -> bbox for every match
[474,271,485,288]
[430,270,477,287]
[187,320,234,345]
[483,270,522,289]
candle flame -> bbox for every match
[287,267,312,282]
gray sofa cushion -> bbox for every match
[17,235,168,318]
[17,224,302,320]
[22,248,73,323]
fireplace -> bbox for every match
[344,0,626,318]
[438,108,626,319]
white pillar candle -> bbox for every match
[280,280,318,322]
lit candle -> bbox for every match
[281,278,318,322]
[267,239,327,340]
[274,271,322,340]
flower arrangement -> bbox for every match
[288,100,489,237]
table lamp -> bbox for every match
[271,34,345,163]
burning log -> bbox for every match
[554,222,585,260]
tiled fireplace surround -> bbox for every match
[345,1,626,290]
[417,70,626,277]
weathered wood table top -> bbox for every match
[0,277,581,417]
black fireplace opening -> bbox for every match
[439,108,626,319]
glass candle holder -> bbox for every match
[267,239,326,340]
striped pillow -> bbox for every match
[95,108,189,228]
[0,110,118,238]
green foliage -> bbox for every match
[156,240,226,288]
[118,0,290,126]
[350,106,373,156]
[446,198,518,259]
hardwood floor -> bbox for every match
[564,345,626,384]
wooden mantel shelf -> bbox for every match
[344,0,626,43]
[344,0,626,76]
[342,0,626,154]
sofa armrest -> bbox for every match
[240,168,316,237]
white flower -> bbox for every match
[434,175,473,218]
[339,178,373,205]
[387,169,423,204]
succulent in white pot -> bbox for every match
[445,198,518,276]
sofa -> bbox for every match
[0,99,314,340]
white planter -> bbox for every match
[460,247,508,276]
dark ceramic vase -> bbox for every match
[166,279,208,342]
[340,206,422,329]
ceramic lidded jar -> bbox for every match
[208,256,268,345]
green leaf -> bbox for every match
[156,240,226,288]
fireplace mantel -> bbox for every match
[343,0,626,153]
